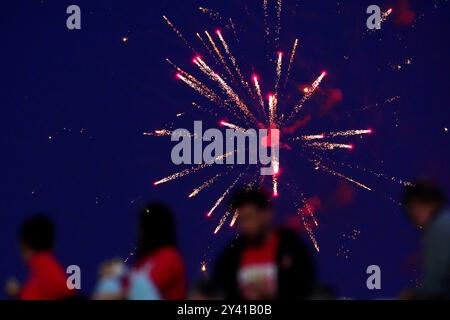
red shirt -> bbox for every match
[238,232,280,300]
[21,252,73,300]
[131,246,186,300]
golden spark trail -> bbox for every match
[167,60,206,88]
[298,193,320,252]
[216,30,254,101]
[143,129,172,137]
[154,165,208,186]
[214,211,231,234]
[284,39,299,89]
[196,33,221,66]
[313,161,372,191]
[363,8,393,36]
[214,175,262,234]
[176,73,222,105]
[189,173,223,198]
[275,51,283,95]
[335,161,413,187]
[275,0,283,44]
[191,101,210,114]
[207,171,246,217]
[301,195,319,229]
[195,58,243,110]
[215,169,257,230]
[272,157,280,197]
[381,8,393,24]
[167,58,222,104]
[268,94,278,125]
[229,210,239,227]
[287,71,326,121]
[198,7,222,21]
[305,142,354,150]
[295,129,371,141]
[312,150,411,189]
[253,75,268,121]
[301,194,319,229]
[192,100,242,121]
[361,95,400,111]
[204,31,234,81]
[143,130,196,138]
[263,0,270,37]
[286,179,320,251]
[296,134,325,141]
[326,129,372,138]
[229,18,240,44]
[154,152,234,186]
[220,121,247,132]
[273,174,279,197]
[163,15,195,52]
[191,102,221,118]
[187,57,242,119]
[193,57,210,75]
[195,57,257,123]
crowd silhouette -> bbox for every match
[4,182,450,300]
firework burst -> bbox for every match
[151,2,408,252]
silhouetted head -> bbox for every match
[230,187,272,242]
[19,215,54,260]
[136,202,176,259]
[189,279,223,300]
[403,181,446,228]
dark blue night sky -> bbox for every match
[1,0,449,299]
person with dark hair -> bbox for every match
[189,279,224,300]
[214,187,316,300]
[5,215,73,300]
[401,181,450,299]
[126,203,186,300]
[93,258,127,300]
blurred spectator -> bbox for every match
[310,284,338,300]
[189,279,224,300]
[93,258,127,300]
[5,215,74,300]
[126,203,186,300]
[214,187,316,300]
[402,181,450,299]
